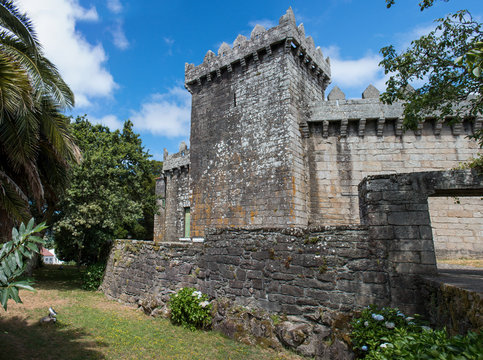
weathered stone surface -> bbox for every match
[327,86,345,100]
[361,84,379,99]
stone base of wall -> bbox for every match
[421,276,483,335]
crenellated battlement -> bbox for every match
[309,84,483,138]
[184,7,331,90]
[162,141,190,172]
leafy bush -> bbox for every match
[0,219,47,310]
[81,263,106,290]
[169,287,212,331]
[351,305,483,359]
[366,328,483,360]
[351,304,424,355]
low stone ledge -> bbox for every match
[420,272,483,335]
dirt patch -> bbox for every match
[6,289,71,317]
[90,294,142,317]
[438,259,483,268]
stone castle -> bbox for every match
[154,8,481,258]
[103,9,482,356]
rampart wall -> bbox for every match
[103,226,390,314]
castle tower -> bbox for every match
[184,8,330,237]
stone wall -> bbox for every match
[201,227,389,315]
[163,168,190,241]
[102,240,201,304]
[428,196,483,259]
[154,147,191,242]
[307,119,481,227]
[103,226,390,315]
[153,178,165,241]
[359,169,483,312]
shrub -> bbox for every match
[366,328,483,360]
[81,263,106,290]
[350,305,424,356]
[169,287,212,331]
[351,305,483,359]
[0,219,47,310]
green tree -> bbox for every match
[0,218,47,310]
[0,0,79,239]
[53,117,159,265]
[380,2,482,148]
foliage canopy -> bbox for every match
[53,117,160,265]
[380,9,482,143]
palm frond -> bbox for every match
[0,1,40,59]
[0,50,34,119]
[0,170,29,223]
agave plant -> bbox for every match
[0,218,47,310]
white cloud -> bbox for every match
[164,37,174,46]
[107,0,123,14]
[130,87,191,138]
[163,37,174,55]
[322,45,388,98]
[16,0,117,108]
[111,19,129,50]
[90,114,124,130]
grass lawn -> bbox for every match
[0,266,301,360]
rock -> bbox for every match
[316,338,354,360]
[275,321,310,348]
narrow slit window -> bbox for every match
[184,207,191,238]
[233,93,237,107]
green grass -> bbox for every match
[0,266,300,360]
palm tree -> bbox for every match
[0,0,80,240]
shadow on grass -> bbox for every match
[0,316,107,360]
[31,265,84,291]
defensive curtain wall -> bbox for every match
[153,8,482,258]
[103,169,483,358]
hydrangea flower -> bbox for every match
[396,311,405,317]
[421,325,432,331]
[199,301,210,308]
[385,321,395,329]
[364,321,369,327]
[361,345,368,351]
[371,313,384,321]
[380,343,390,348]
[192,290,202,299]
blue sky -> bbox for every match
[16,0,483,160]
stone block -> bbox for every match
[362,272,388,284]
[306,289,331,302]
[394,225,420,239]
[368,226,394,240]
[280,284,304,297]
[388,211,429,226]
